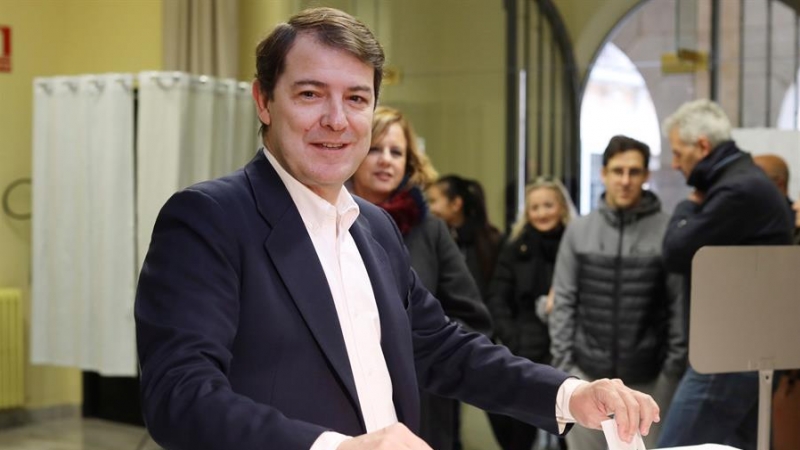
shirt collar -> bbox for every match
[263,148,360,236]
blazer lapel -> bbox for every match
[244,152,363,426]
[349,217,419,428]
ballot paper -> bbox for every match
[601,417,646,450]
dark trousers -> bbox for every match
[487,412,568,450]
[487,412,538,450]
[419,391,461,450]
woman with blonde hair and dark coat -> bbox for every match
[485,177,576,450]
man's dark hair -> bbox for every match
[254,7,385,134]
[602,135,651,168]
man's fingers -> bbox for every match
[612,381,639,442]
[637,392,660,436]
[383,423,432,449]
[572,378,661,444]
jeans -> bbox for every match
[656,366,759,450]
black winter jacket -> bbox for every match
[487,224,564,363]
[663,141,794,334]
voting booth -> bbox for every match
[690,246,800,450]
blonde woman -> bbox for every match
[485,177,575,450]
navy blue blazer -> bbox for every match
[135,151,570,450]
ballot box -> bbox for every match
[690,246,800,450]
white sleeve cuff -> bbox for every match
[309,431,352,450]
[555,377,589,433]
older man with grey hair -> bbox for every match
[657,99,793,450]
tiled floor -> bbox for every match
[0,418,161,450]
[0,406,503,450]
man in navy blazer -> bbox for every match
[135,7,660,450]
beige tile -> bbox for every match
[0,418,161,450]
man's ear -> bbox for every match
[252,80,271,126]
[600,165,609,186]
[697,136,713,157]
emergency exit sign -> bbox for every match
[1,26,11,73]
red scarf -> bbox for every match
[378,189,424,236]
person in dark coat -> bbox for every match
[135,8,663,450]
[485,176,576,450]
[658,99,794,450]
[427,174,503,306]
[349,106,491,450]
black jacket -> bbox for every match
[663,141,794,333]
[487,224,563,364]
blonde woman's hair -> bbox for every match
[509,177,577,241]
[372,106,438,189]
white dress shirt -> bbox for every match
[264,149,582,450]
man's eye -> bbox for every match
[300,91,317,99]
[350,95,367,104]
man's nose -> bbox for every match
[321,99,347,131]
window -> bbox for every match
[579,43,661,213]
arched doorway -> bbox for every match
[777,68,800,129]
[579,43,661,213]
[579,0,800,213]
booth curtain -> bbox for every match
[31,72,258,376]
[31,74,137,376]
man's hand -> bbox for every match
[688,190,705,204]
[569,378,660,443]
[545,287,555,315]
[338,423,432,450]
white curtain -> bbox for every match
[136,71,259,272]
[30,71,258,376]
[31,74,138,376]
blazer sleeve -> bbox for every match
[405,264,571,435]
[135,189,328,450]
[384,219,570,435]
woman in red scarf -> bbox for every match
[350,106,491,450]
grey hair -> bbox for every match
[662,99,732,148]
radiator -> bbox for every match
[0,288,24,409]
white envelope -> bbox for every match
[601,417,647,450]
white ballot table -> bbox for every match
[659,445,740,450]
